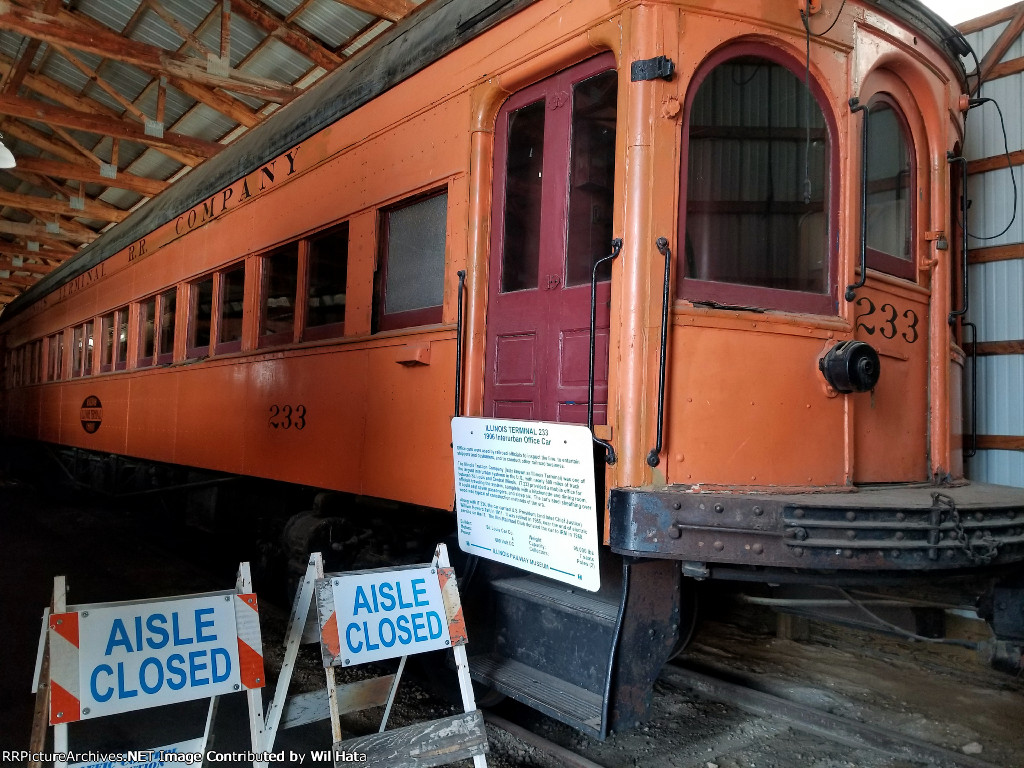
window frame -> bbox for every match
[258,242,302,349]
[375,188,448,332]
[135,289,177,368]
[303,221,349,343]
[99,307,129,373]
[70,319,95,378]
[863,94,917,282]
[678,42,840,316]
[187,272,217,360]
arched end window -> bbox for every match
[680,48,835,315]
[865,98,915,280]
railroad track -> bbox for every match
[658,662,1000,768]
[482,662,1004,768]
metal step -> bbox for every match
[469,653,604,737]
[488,576,619,627]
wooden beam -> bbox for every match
[0,253,54,272]
[145,0,216,59]
[0,119,84,164]
[0,189,129,222]
[975,6,1024,91]
[0,0,60,95]
[958,2,1024,36]
[967,148,1024,175]
[984,55,1024,82]
[0,273,41,288]
[968,339,1024,355]
[0,243,73,263]
[0,2,302,103]
[166,75,261,128]
[0,218,97,244]
[12,156,169,197]
[976,435,1024,452]
[231,0,343,72]
[968,243,1023,264]
[0,94,221,160]
[329,0,415,24]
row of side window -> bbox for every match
[4,189,447,386]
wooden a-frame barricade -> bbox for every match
[261,544,488,768]
[30,563,268,768]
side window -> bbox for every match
[100,310,128,373]
[865,99,914,280]
[157,288,177,364]
[71,320,94,377]
[681,49,834,314]
[306,222,349,340]
[219,264,245,352]
[376,191,447,331]
[138,296,157,367]
[189,275,215,358]
[136,290,176,368]
[260,243,299,346]
[47,331,64,381]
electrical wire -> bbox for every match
[963,96,1018,241]
[835,587,979,649]
[798,0,847,204]
[799,0,848,38]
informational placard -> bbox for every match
[451,417,601,591]
[50,592,264,722]
[320,566,453,666]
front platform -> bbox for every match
[609,483,1024,572]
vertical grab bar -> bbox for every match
[454,269,466,417]
[947,152,977,458]
[589,238,622,465]
[647,237,672,467]
[846,97,870,302]
[948,153,970,323]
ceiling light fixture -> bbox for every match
[0,134,16,169]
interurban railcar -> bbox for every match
[2,0,1023,738]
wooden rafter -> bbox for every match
[231,0,344,72]
[0,119,84,164]
[974,5,1024,91]
[0,240,74,261]
[0,273,40,288]
[0,95,221,160]
[330,0,416,24]
[0,218,97,244]
[0,2,302,103]
[11,156,169,198]
[0,255,54,273]
[0,190,129,223]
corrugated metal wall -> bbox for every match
[962,7,1024,487]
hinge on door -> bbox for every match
[630,56,674,82]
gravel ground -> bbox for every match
[2,475,1021,768]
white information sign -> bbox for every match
[451,417,601,591]
[327,566,453,666]
[77,594,242,719]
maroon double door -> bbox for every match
[484,55,617,425]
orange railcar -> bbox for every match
[2,0,1022,737]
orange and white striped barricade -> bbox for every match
[261,544,487,768]
[32,563,267,768]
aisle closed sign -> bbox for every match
[325,567,452,666]
[49,592,262,722]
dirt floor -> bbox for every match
[2,471,1022,768]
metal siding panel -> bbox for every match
[966,166,1024,248]
[969,260,1024,341]
[968,451,1024,487]
[964,73,1024,159]
[975,354,1024,436]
